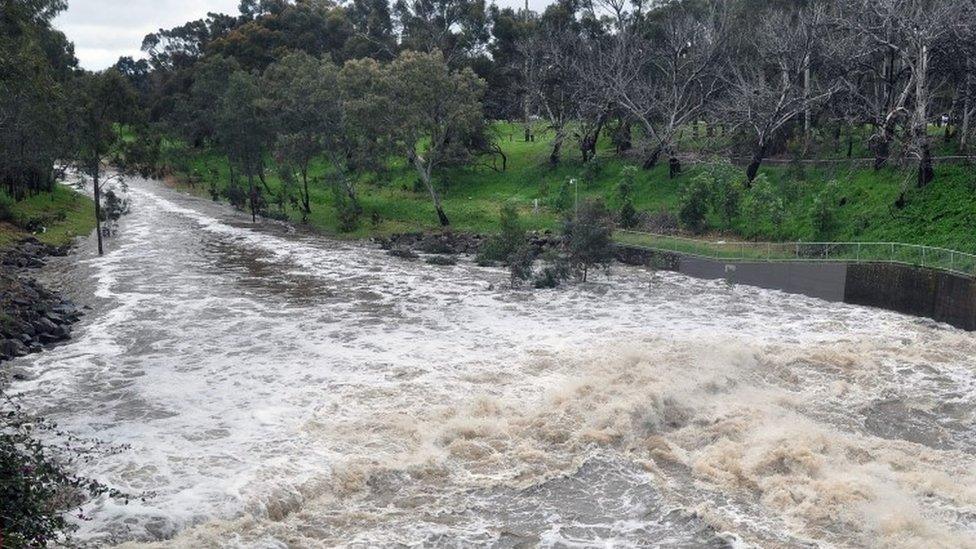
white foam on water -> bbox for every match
[8,177,976,547]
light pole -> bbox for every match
[570,178,579,219]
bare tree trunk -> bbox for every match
[549,127,565,165]
[913,43,933,187]
[300,170,311,221]
[746,143,766,184]
[642,143,662,170]
[410,151,450,227]
[93,168,103,256]
[248,173,256,223]
[961,68,973,153]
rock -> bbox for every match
[0,338,28,358]
[33,316,59,335]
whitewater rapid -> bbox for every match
[10,176,976,548]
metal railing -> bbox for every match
[615,230,976,279]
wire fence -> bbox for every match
[615,231,976,279]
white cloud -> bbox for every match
[54,0,551,70]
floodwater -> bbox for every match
[9,176,976,548]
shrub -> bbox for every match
[477,202,525,264]
[619,200,639,229]
[532,250,571,288]
[564,199,615,282]
[1,382,141,546]
[580,156,605,188]
[425,255,458,266]
[743,174,786,239]
[677,174,711,234]
[0,191,15,222]
[549,177,574,213]
[508,243,535,288]
[810,181,840,239]
[332,183,360,233]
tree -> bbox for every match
[519,21,579,165]
[381,50,486,227]
[216,70,271,222]
[598,0,727,174]
[67,70,137,256]
[721,6,839,184]
[0,0,76,199]
[263,52,343,221]
[563,199,614,282]
[839,0,967,187]
[393,0,491,67]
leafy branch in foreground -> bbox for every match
[0,378,151,546]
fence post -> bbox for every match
[857,242,861,263]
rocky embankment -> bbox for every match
[0,238,82,367]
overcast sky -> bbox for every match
[54,0,548,70]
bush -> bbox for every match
[549,177,574,213]
[1,382,141,546]
[677,174,711,234]
[564,199,615,282]
[810,181,840,239]
[332,183,360,233]
[0,191,15,222]
[743,174,786,239]
[425,255,458,266]
[532,250,571,288]
[619,201,639,229]
[477,202,525,264]
[508,243,535,288]
[580,156,605,188]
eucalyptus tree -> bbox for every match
[838,0,967,186]
[518,26,579,165]
[388,50,485,227]
[216,71,271,222]
[393,0,491,67]
[0,0,76,199]
[262,52,344,221]
[720,5,838,183]
[67,70,138,255]
[597,0,728,174]
[342,51,484,227]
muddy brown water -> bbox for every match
[9,176,976,547]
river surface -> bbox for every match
[9,176,976,548]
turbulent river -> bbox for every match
[9,176,976,548]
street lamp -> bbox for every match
[570,178,579,218]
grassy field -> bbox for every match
[169,121,976,252]
[0,185,96,249]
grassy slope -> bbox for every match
[174,121,976,252]
[0,186,96,249]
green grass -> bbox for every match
[0,186,96,249]
[169,121,976,253]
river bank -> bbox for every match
[0,238,85,366]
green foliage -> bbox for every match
[810,181,840,239]
[532,250,571,288]
[426,255,458,266]
[332,181,360,233]
[1,381,141,546]
[563,199,615,282]
[0,191,14,222]
[743,174,786,239]
[99,189,129,222]
[678,174,711,234]
[550,177,575,213]
[477,202,525,263]
[580,157,605,189]
[508,243,535,288]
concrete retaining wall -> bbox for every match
[616,245,976,331]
